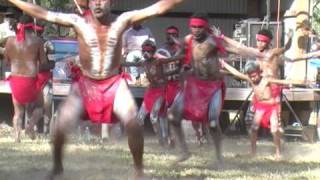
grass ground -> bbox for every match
[0,125,320,180]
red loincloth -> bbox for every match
[70,65,81,82]
[143,86,165,114]
[183,75,225,123]
[252,84,282,128]
[252,101,280,128]
[77,73,129,124]
[8,71,51,105]
[165,80,181,107]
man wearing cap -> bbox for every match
[8,0,185,178]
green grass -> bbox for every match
[0,130,319,180]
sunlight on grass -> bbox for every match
[0,131,319,180]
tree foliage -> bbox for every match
[313,0,320,35]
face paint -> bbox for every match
[89,0,112,18]
[189,18,209,41]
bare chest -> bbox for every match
[76,21,123,78]
[253,79,272,100]
[192,41,213,61]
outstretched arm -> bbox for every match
[8,0,76,26]
[122,61,143,67]
[219,59,250,81]
[268,78,306,86]
[289,50,320,62]
[273,31,293,57]
[157,55,185,65]
[222,36,265,59]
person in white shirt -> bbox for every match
[0,8,19,46]
[0,8,20,79]
[122,22,155,82]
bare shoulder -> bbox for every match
[112,11,138,31]
[116,10,138,23]
[184,34,192,43]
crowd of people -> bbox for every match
[0,0,319,179]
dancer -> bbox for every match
[167,13,266,164]
[221,60,304,159]
[4,14,53,142]
[8,0,185,178]
[124,39,179,146]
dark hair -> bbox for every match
[19,14,34,24]
[257,29,273,40]
[5,7,22,19]
[142,39,156,50]
[166,26,179,33]
[191,12,209,22]
[244,61,260,74]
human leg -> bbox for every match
[317,115,320,142]
[250,110,263,156]
[25,94,44,140]
[137,103,148,126]
[208,89,223,162]
[51,85,83,176]
[114,80,144,178]
[12,99,25,143]
[167,91,190,162]
[151,97,167,144]
[270,109,282,159]
[192,122,204,145]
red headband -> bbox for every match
[189,18,208,28]
[142,45,156,52]
[256,34,271,43]
[16,23,44,42]
[166,28,178,34]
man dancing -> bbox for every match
[167,13,266,164]
[8,0,185,178]
[221,60,304,159]
[4,14,53,142]
[124,40,176,146]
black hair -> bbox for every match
[166,26,179,33]
[142,39,156,50]
[19,14,34,24]
[191,12,209,22]
[5,7,22,19]
[257,29,273,40]
[244,61,260,74]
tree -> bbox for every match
[313,0,320,35]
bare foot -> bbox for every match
[25,127,36,140]
[48,167,63,180]
[250,151,256,158]
[173,151,191,164]
[208,161,225,170]
[14,131,21,143]
[132,169,144,180]
[48,166,63,180]
[274,153,281,161]
[15,137,21,143]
